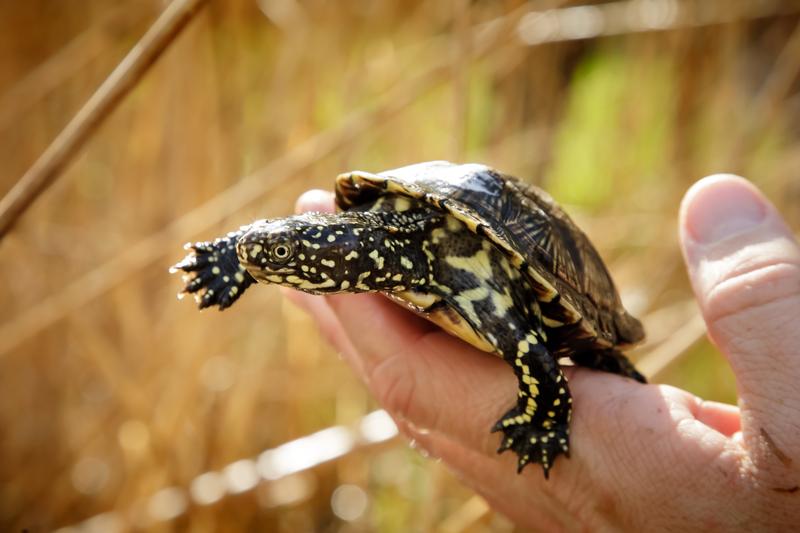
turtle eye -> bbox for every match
[270,242,293,263]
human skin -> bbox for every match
[285,174,800,531]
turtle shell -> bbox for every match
[335,161,644,349]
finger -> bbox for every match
[322,277,741,498]
[281,289,369,380]
[693,400,741,437]
[324,294,697,482]
[325,292,520,453]
[295,189,335,214]
[679,174,800,472]
[395,419,573,531]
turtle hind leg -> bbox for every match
[571,348,646,384]
[171,228,256,310]
[493,328,572,478]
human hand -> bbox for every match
[285,174,799,530]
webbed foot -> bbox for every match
[492,411,570,478]
[171,229,255,310]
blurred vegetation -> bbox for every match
[0,0,799,531]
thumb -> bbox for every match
[680,174,800,478]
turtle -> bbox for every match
[172,161,645,478]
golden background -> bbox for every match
[1,0,798,531]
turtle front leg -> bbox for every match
[171,227,256,310]
[493,328,572,478]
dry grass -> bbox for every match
[1,1,799,531]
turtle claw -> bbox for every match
[492,408,570,478]
[171,230,255,310]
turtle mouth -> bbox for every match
[245,267,295,284]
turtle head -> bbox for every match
[236,210,431,294]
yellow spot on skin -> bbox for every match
[340,280,350,290]
[248,244,262,258]
[344,250,359,261]
[327,234,336,242]
[293,277,337,290]
[400,256,414,269]
[517,340,529,353]
[368,250,385,269]
[321,259,336,268]
[547,411,555,418]
[392,273,403,281]
[230,286,238,295]
[553,399,561,406]
[235,272,245,283]
[430,227,448,244]
[212,266,221,275]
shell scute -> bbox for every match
[336,161,643,347]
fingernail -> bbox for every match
[685,175,768,244]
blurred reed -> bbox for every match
[1,0,799,531]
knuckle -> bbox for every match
[703,260,800,327]
[369,354,417,421]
